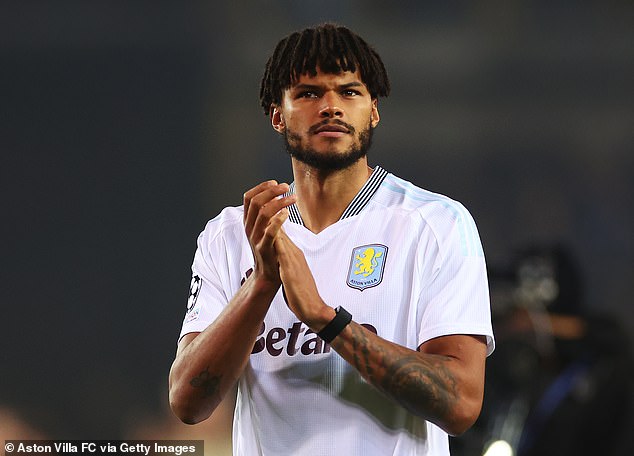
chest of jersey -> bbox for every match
[236,207,431,373]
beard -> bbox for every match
[283,119,374,172]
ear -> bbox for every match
[271,105,285,133]
[370,98,380,128]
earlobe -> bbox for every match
[271,106,285,133]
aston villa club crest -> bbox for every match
[347,244,388,291]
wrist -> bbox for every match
[309,305,337,333]
[316,306,352,343]
[247,271,281,296]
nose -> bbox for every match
[318,92,343,118]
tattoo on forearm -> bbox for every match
[350,324,374,379]
[189,366,222,398]
[346,324,457,420]
[382,352,457,419]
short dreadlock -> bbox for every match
[259,23,391,115]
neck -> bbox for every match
[291,159,372,234]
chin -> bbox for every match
[285,126,372,172]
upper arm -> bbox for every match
[418,334,486,357]
[417,334,488,434]
[416,201,494,357]
[418,334,487,400]
[418,334,487,371]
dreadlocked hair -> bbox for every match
[259,23,390,115]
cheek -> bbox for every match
[284,110,306,127]
[285,114,313,138]
[285,129,303,143]
[280,101,301,121]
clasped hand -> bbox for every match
[243,181,333,331]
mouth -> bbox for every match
[311,121,353,137]
[314,124,349,134]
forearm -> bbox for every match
[330,322,482,435]
[169,275,278,424]
[274,228,485,434]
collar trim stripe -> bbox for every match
[286,182,304,226]
[285,166,388,226]
[340,166,388,219]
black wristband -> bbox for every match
[317,306,352,343]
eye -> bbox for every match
[297,91,318,99]
[342,89,361,97]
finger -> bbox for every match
[243,180,278,224]
[261,208,289,251]
[246,183,289,226]
[274,228,300,266]
[251,193,295,242]
[244,183,290,236]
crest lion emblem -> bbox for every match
[347,244,388,291]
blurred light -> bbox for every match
[483,439,514,456]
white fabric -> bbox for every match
[179,168,494,456]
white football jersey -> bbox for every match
[180,166,495,456]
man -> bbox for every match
[169,23,494,455]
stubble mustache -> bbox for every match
[307,119,356,135]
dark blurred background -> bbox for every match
[2,1,633,454]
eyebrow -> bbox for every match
[340,82,365,90]
[291,81,365,91]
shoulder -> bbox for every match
[197,205,245,246]
[377,172,475,224]
[377,172,483,256]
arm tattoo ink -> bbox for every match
[345,323,458,421]
[350,324,374,379]
[189,366,222,398]
[381,353,457,419]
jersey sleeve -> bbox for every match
[416,203,495,355]
[178,226,230,342]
